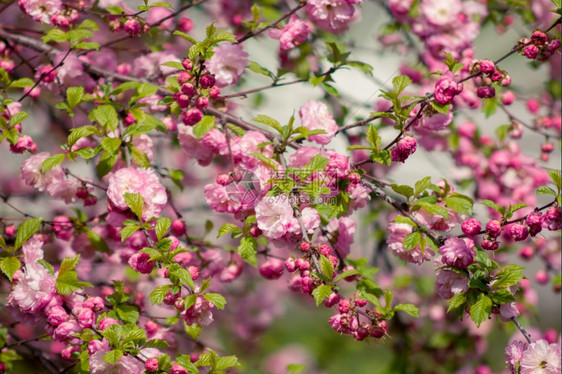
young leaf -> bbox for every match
[40,154,65,174]
[155,217,171,241]
[403,231,421,251]
[192,116,215,139]
[469,293,492,327]
[14,218,43,250]
[393,303,419,317]
[0,257,21,282]
[238,236,257,267]
[203,293,227,310]
[414,176,431,197]
[319,255,334,280]
[124,193,145,221]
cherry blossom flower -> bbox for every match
[205,44,249,87]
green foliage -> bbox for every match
[14,217,43,250]
[0,257,21,281]
[238,236,258,267]
[469,293,492,327]
[56,255,93,295]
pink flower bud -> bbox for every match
[181,108,203,126]
[477,86,496,99]
[209,86,221,99]
[480,60,495,74]
[199,74,215,89]
[285,257,297,272]
[128,252,155,274]
[77,307,95,328]
[324,292,340,307]
[259,259,284,279]
[52,215,74,241]
[178,71,192,84]
[338,299,351,313]
[461,218,481,236]
[518,246,534,259]
[485,220,502,238]
[61,346,80,361]
[318,244,331,256]
[83,296,104,312]
[182,58,193,71]
[188,265,199,280]
[145,357,159,372]
[531,30,548,45]
[84,196,97,206]
[171,219,186,236]
[4,225,15,237]
[508,223,529,241]
[195,96,209,110]
[541,207,561,231]
[123,18,141,36]
[180,83,195,97]
[502,90,515,105]
[47,305,68,326]
[178,17,193,32]
[481,239,499,251]
[175,93,190,109]
[295,258,310,271]
[535,269,549,284]
[299,241,311,252]
[391,136,417,163]
[523,44,539,59]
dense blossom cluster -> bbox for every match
[0,0,560,373]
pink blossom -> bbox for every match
[520,339,561,374]
[434,72,463,104]
[7,245,56,320]
[288,146,322,168]
[106,167,167,220]
[435,269,468,299]
[89,349,145,374]
[178,124,215,166]
[387,219,434,265]
[420,111,453,131]
[46,305,68,326]
[128,252,155,274]
[46,177,81,204]
[19,0,61,24]
[182,296,215,326]
[391,136,417,163]
[299,100,339,145]
[204,183,242,214]
[205,44,249,87]
[505,340,528,372]
[327,217,356,258]
[146,6,174,29]
[255,196,293,239]
[499,302,520,322]
[421,0,462,27]
[439,238,475,269]
[326,153,350,178]
[268,16,312,50]
[259,259,285,279]
[20,152,65,191]
[306,0,360,34]
[53,320,82,343]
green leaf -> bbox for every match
[203,293,227,310]
[192,115,215,139]
[481,199,503,213]
[393,303,419,317]
[65,86,84,108]
[252,114,282,132]
[115,304,139,323]
[124,193,144,220]
[0,257,21,282]
[495,124,510,141]
[87,230,110,253]
[334,269,360,282]
[319,255,334,280]
[89,104,118,131]
[56,270,93,295]
[218,223,242,238]
[416,201,449,218]
[392,215,417,226]
[143,339,170,349]
[445,193,474,215]
[238,236,257,267]
[173,30,197,44]
[42,29,68,43]
[129,83,158,106]
[469,293,492,327]
[248,61,274,79]
[392,75,412,95]
[493,264,525,289]
[490,289,516,304]
[68,125,98,146]
[96,152,118,179]
[9,111,29,127]
[366,124,381,149]
[9,78,34,88]
[431,101,451,114]
[312,284,332,306]
[482,97,497,118]
[390,184,414,199]
[120,225,140,242]
[447,292,467,311]
[0,235,6,249]
[103,349,123,365]
[403,231,421,251]
[130,146,151,168]
[78,19,99,30]
[547,168,561,192]
[155,217,171,241]
[111,81,140,96]
[249,152,278,170]
[160,61,184,70]
[73,42,100,50]
[305,154,329,173]
[321,83,339,97]
[371,149,391,165]
[176,354,200,373]
[414,176,431,197]
[149,285,170,305]
[40,154,65,174]
[537,186,557,196]
[14,217,43,250]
